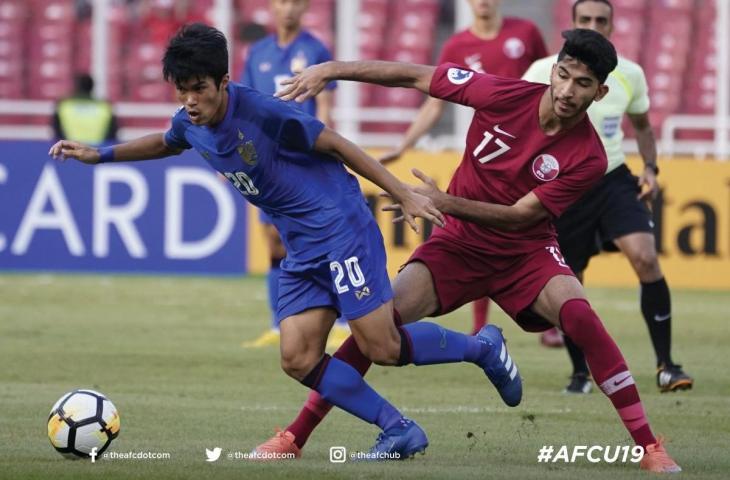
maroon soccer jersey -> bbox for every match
[437,18,548,78]
[427,63,608,255]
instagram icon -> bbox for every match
[329,446,347,463]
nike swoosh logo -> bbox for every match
[613,373,632,387]
[494,124,516,139]
[654,313,671,322]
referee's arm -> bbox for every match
[628,111,659,201]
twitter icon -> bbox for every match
[205,447,222,462]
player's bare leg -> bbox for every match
[528,268,565,349]
[471,298,490,334]
[614,232,693,392]
[531,275,681,473]
[347,302,401,365]
[278,308,335,381]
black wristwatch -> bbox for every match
[644,163,659,175]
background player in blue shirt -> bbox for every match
[49,23,521,458]
[240,0,345,349]
[241,0,335,125]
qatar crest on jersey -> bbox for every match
[532,154,560,181]
[503,37,526,59]
[447,67,474,85]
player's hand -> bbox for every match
[377,148,405,165]
[637,166,659,203]
[382,169,446,232]
[48,140,100,164]
[276,63,331,103]
[409,168,446,208]
[388,189,445,233]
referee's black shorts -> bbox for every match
[554,164,654,273]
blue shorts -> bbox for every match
[259,209,273,225]
[276,221,393,322]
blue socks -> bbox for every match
[302,355,402,431]
[298,323,488,433]
[400,322,484,365]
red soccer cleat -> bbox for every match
[640,437,682,473]
[251,429,301,460]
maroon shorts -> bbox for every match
[405,233,575,332]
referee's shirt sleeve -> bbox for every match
[627,66,651,115]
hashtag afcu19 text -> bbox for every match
[537,445,644,464]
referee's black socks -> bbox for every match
[640,278,673,367]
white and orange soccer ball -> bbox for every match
[47,389,120,459]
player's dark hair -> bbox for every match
[572,0,613,21]
[557,29,617,84]
[163,23,228,89]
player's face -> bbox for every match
[271,0,309,30]
[175,75,230,126]
[468,0,501,19]
[550,58,608,119]
[573,1,613,38]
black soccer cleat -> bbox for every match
[657,363,694,393]
[563,372,592,394]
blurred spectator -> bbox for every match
[378,0,548,162]
[52,74,118,144]
[240,0,335,126]
[138,0,190,45]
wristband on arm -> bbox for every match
[98,146,115,163]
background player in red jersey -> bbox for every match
[379,0,550,339]
[254,29,681,473]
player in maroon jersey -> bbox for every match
[379,0,549,339]
[254,29,680,473]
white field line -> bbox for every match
[240,404,574,415]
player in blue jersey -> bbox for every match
[239,0,347,349]
[48,23,523,459]
[242,0,334,124]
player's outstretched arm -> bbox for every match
[48,133,182,165]
[277,61,436,103]
[385,169,550,232]
[314,127,445,233]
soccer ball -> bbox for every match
[47,389,120,459]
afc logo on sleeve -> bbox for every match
[447,68,474,85]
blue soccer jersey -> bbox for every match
[163,83,392,320]
[240,30,335,118]
[242,30,335,226]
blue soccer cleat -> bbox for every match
[366,418,428,461]
[476,325,522,407]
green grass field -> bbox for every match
[0,274,728,480]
